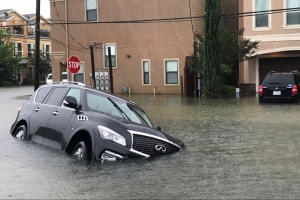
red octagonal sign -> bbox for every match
[68,55,81,74]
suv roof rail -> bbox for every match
[50,81,85,86]
[268,71,276,74]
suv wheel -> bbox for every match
[14,125,27,140]
[72,141,88,160]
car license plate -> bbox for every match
[273,91,281,95]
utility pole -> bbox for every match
[34,0,40,91]
[108,47,114,94]
[90,45,96,88]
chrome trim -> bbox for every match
[128,130,182,150]
[129,149,150,158]
[155,145,166,153]
[33,88,40,103]
[104,150,124,159]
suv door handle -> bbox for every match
[35,108,40,112]
[53,111,58,115]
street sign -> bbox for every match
[67,55,81,74]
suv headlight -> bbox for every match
[97,125,126,146]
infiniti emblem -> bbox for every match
[155,145,167,153]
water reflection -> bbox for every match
[2,88,300,199]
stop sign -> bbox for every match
[67,55,81,74]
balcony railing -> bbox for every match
[12,29,24,35]
[27,30,50,37]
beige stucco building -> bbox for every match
[50,0,238,94]
[0,9,52,84]
[239,0,300,93]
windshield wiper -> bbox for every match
[127,105,150,126]
[107,97,130,120]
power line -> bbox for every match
[53,0,89,49]
[50,36,90,53]
[47,7,300,25]
[1,7,300,28]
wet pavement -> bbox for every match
[1,86,300,199]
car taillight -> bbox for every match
[18,106,22,113]
[259,85,263,95]
[292,85,298,95]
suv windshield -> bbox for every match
[263,74,294,85]
[87,91,153,128]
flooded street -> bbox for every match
[1,86,300,199]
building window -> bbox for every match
[74,63,84,84]
[286,0,300,25]
[142,60,150,85]
[42,44,50,58]
[15,42,22,56]
[27,43,35,57]
[165,60,178,84]
[105,44,116,68]
[255,0,269,27]
[86,0,97,21]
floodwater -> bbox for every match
[1,86,300,199]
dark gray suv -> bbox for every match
[10,82,184,161]
[259,71,300,103]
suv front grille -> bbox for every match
[132,134,180,156]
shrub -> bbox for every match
[220,85,236,97]
[0,81,13,86]
[22,77,34,85]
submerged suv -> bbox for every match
[259,71,300,103]
[11,82,184,161]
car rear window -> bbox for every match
[35,87,52,103]
[45,87,69,106]
[62,73,67,79]
[263,74,294,85]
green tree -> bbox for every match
[0,30,21,84]
[220,28,259,82]
[202,0,222,98]
[27,50,52,81]
[189,28,260,94]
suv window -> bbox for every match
[61,88,81,108]
[35,87,52,103]
[263,74,294,85]
[294,74,300,84]
[45,87,69,106]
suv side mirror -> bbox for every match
[63,96,78,109]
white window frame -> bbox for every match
[164,59,179,86]
[142,59,151,85]
[27,43,35,57]
[283,0,300,29]
[252,0,272,31]
[42,44,51,58]
[14,42,22,56]
[104,44,117,68]
[85,0,98,22]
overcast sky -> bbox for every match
[0,0,50,18]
